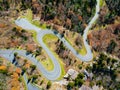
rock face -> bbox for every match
[88,24,120,59]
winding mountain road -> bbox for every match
[0,0,100,89]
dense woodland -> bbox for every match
[0,0,119,35]
[88,23,120,58]
[86,53,120,90]
[88,0,120,59]
[38,0,96,35]
[0,0,96,35]
[105,0,120,16]
[0,0,120,89]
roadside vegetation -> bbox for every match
[88,21,120,59]
[43,34,65,79]
[86,53,120,89]
[0,0,120,90]
[21,9,49,30]
[0,0,97,35]
[88,0,120,59]
[64,31,87,56]
[0,57,26,90]
[36,52,54,71]
[10,53,51,90]
[0,18,54,89]
[37,0,97,35]
[67,73,84,90]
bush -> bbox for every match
[14,52,18,57]
[0,70,8,75]
[77,73,84,79]
[31,75,38,83]
[78,64,82,69]
[30,65,36,71]
[18,77,22,82]
[75,78,84,87]
[107,40,117,53]
[46,81,52,89]
[21,67,26,75]
[96,80,102,86]
[67,82,74,89]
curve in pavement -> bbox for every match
[0,50,61,80]
[0,51,40,90]
[15,0,100,62]
[0,0,100,89]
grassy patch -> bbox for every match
[43,34,58,51]
[32,20,40,27]
[65,36,87,56]
[64,37,72,46]
[78,45,87,56]
[22,77,27,90]
[39,58,54,71]
[43,34,58,44]
[100,0,104,7]
[23,9,33,22]
[53,52,65,80]
[20,9,47,29]
[43,34,65,80]
[29,32,54,71]
[42,34,58,71]
[28,30,38,43]
[41,23,47,29]
[32,20,47,29]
